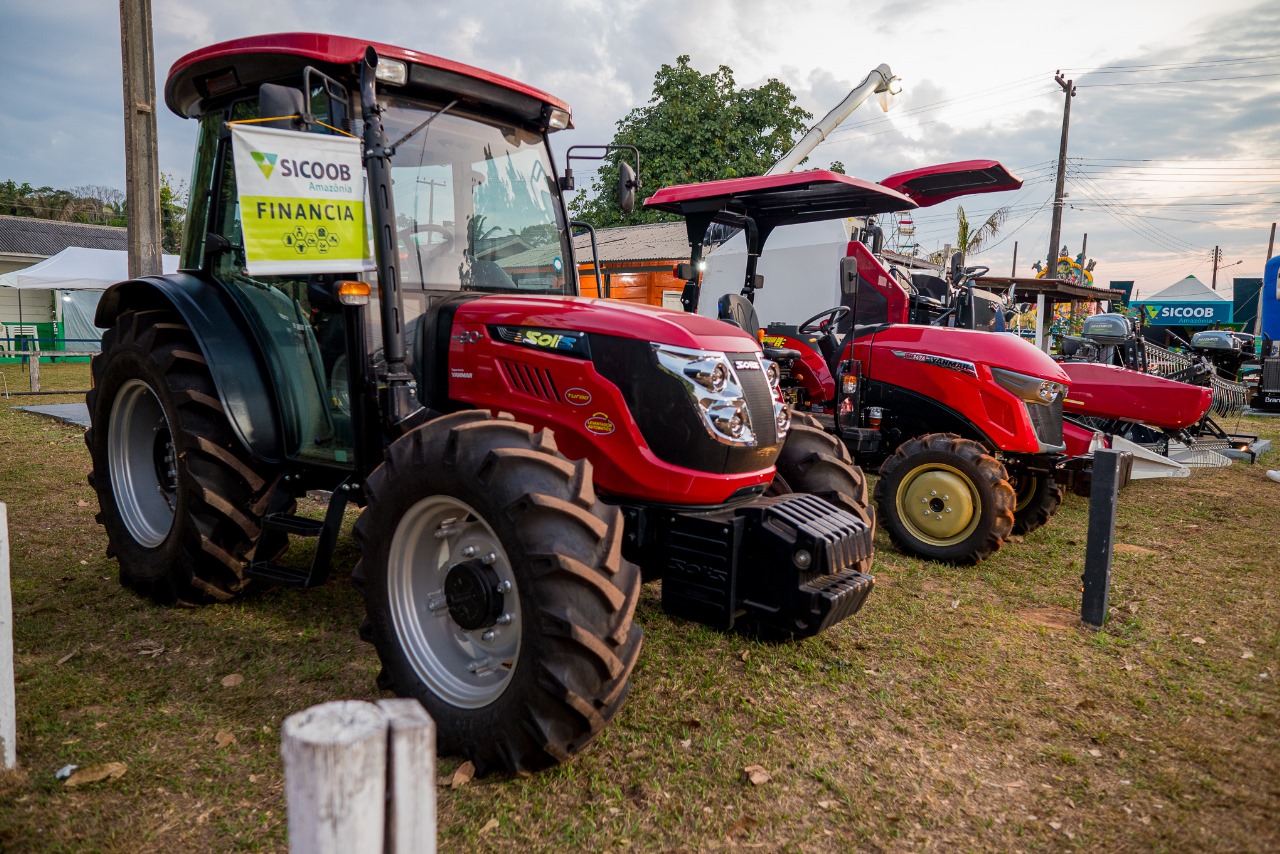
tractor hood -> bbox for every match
[879,160,1022,208]
[866,325,1069,383]
[459,294,759,353]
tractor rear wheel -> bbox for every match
[86,309,282,604]
[769,412,875,571]
[1010,473,1065,536]
[354,411,643,775]
[874,433,1015,565]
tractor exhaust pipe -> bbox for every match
[361,47,424,431]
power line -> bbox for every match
[1080,71,1280,87]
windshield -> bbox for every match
[382,97,570,296]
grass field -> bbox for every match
[1,361,1277,852]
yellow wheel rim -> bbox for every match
[895,464,981,546]
[1012,474,1037,513]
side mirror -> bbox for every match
[673,262,697,281]
[258,83,308,131]
[203,232,233,263]
[752,273,764,290]
[949,250,963,283]
[618,162,638,214]
[839,256,859,296]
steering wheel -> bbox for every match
[798,306,851,336]
[400,224,455,253]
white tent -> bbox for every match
[0,247,179,351]
[0,246,179,290]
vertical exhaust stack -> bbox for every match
[360,47,424,430]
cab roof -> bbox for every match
[165,32,571,128]
[642,170,917,228]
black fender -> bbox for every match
[96,273,284,464]
[865,380,997,455]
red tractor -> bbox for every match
[86,33,876,775]
[646,168,1079,565]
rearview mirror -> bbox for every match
[258,83,307,130]
[949,250,963,283]
[673,262,697,281]
[618,162,638,214]
[839,256,859,296]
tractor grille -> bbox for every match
[591,336,781,475]
[499,360,560,403]
[1025,397,1064,448]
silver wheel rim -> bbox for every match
[387,495,521,708]
[108,379,176,548]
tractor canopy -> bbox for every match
[878,160,1022,208]
[644,171,917,244]
[165,32,572,131]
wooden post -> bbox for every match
[1082,449,1124,628]
[27,345,40,393]
[281,701,389,854]
[119,0,164,278]
[282,699,438,853]
[377,699,437,854]
[1,503,16,770]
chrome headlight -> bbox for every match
[991,367,1066,405]
[654,344,757,446]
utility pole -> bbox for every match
[1211,245,1221,290]
[1045,72,1076,279]
[1010,241,1018,276]
[1267,222,1276,261]
[119,0,163,278]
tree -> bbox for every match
[932,204,1009,266]
[569,56,812,228]
[159,172,187,254]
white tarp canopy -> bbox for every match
[0,246,179,290]
[0,248,179,351]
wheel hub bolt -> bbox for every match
[496,613,513,625]
[495,580,512,593]
[481,630,496,642]
[481,552,497,565]
[461,545,477,558]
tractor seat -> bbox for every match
[717,293,802,361]
[911,274,950,301]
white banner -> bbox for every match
[230,124,373,276]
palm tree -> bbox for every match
[954,204,1009,265]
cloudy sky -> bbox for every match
[2,0,1277,297]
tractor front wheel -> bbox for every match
[354,411,643,775]
[874,433,1015,565]
[1010,473,1065,536]
[86,309,283,604]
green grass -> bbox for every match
[1,361,1277,851]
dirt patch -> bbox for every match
[1115,543,1158,556]
[1020,606,1085,633]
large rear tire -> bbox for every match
[769,412,876,571]
[1010,474,1064,536]
[874,433,1015,565]
[85,309,283,604]
[354,411,643,775]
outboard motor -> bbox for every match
[1190,330,1249,380]
[1079,313,1139,369]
